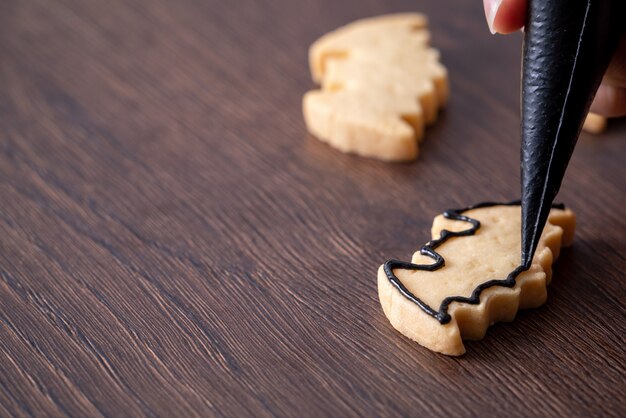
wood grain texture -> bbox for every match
[0,0,624,416]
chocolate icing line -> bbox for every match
[383,201,565,324]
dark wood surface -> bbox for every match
[1,0,625,416]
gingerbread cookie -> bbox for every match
[303,13,449,161]
[377,202,575,356]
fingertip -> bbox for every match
[486,0,527,35]
[590,84,626,117]
[483,0,501,34]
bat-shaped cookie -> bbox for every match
[303,14,448,161]
[378,202,575,355]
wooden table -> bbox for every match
[1,0,624,416]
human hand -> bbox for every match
[483,0,626,118]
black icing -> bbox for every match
[383,201,565,324]
[520,0,623,268]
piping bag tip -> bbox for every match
[519,0,623,266]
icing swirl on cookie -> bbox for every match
[383,201,565,324]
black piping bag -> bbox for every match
[520,0,624,268]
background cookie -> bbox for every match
[378,203,576,356]
[582,112,607,134]
[303,14,449,161]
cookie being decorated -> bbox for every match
[377,202,575,356]
[303,13,448,162]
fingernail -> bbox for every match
[485,0,503,34]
